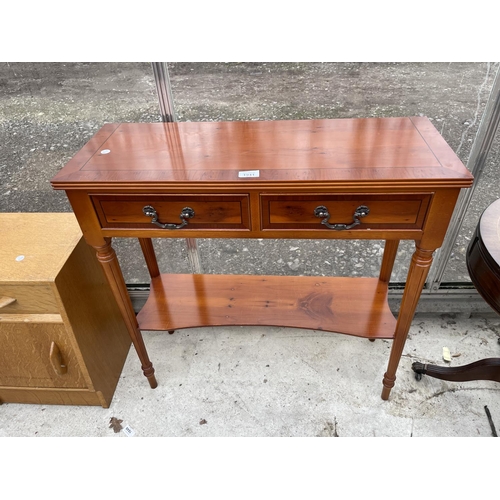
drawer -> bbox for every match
[261,193,432,230]
[92,194,251,230]
[0,284,59,314]
[0,321,87,388]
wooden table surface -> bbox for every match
[51,117,472,188]
[51,117,473,400]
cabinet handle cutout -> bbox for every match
[0,296,16,308]
[314,205,370,230]
[143,205,195,229]
[49,341,68,376]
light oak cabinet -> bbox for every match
[0,213,131,407]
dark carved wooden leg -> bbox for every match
[412,359,500,383]
[382,246,434,400]
[95,238,157,389]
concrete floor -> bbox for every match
[1,311,499,437]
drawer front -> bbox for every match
[0,321,87,388]
[0,284,58,314]
[261,193,432,230]
[92,194,250,230]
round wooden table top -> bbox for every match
[478,197,500,268]
[467,198,500,315]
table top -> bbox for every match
[479,198,500,267]
[51,117,473,190]
[0,213,82,282]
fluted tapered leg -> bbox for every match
[94,238,157,388]
[382,246,434,400]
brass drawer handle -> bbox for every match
[314,205,370,230]
[49,341,68,376]
[0,296,16,309]
[143,205,195,229]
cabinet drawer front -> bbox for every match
[0,322,87,388]
[261,193,431,230]
[92,194,250,230]
[0,284,58,314]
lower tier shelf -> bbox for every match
[137,274,397,339]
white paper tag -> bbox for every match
[122,425,135,437]
[238,170,260,178]
[442,347,452,362]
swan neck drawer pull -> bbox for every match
[143,205,195,229]
[314,205,370,230]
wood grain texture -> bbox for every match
[93,194,250,229]
[50,118,474,400]
[0,285,58,314]
[93,239,157,389]
[0,314,63,323]
[467,198,500,314]
[0,213,131,407]
[478,197,500,266]
[139,238,160,278]
[0,387,106,407]
[51,118,473,189]
[54,238,132,401]
[382,246,434,400]
[137,273,397,338]
[0,322,86,388]
[0,213,82,282]
[261,193,430,230]
[379,240,400,283]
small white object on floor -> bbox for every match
[443,347,452,362]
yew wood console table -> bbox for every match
[51,117,473,400]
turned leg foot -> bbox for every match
[381,373,396,400]
[143,363,158,388]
